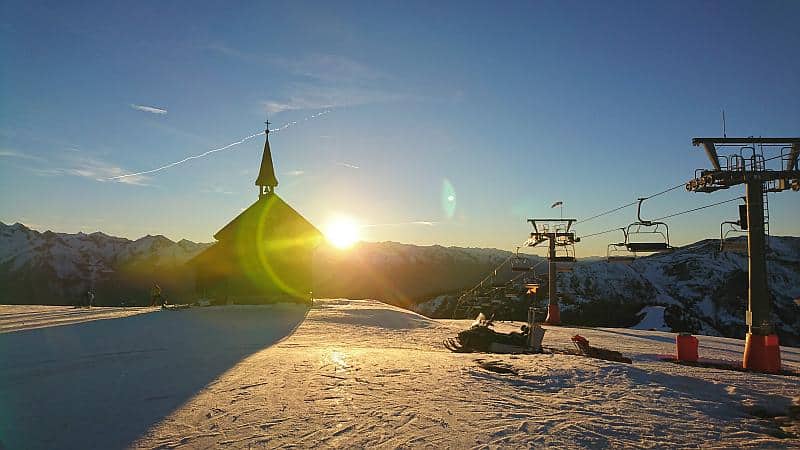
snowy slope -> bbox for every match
[415,237,800,345]
[0,222,211,305]
[1,299,798,449]
[557,237,800,343]
[0,304,157,333]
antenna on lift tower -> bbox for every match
[721,110,727,138]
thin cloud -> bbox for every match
[207,46,415,114]
[48,156,151,185]
[205,46,385,83]
[274,53,386,83]
[65,156,152,185]
[336,162,360,169]
[264,84,409,114]
[363,221,440,228]
[0,149,47,162]
[131,104,168,115]
[286,169,305,176]
[200,186,235,195]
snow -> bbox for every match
[632,305,670,331]
[0,304,308,450]
[1,299,799,449]
[0,305,157,333]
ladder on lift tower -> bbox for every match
[754,148,770,249]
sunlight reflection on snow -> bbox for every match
[330,350,350,370]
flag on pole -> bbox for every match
[551,201,563,208]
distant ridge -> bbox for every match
[1,222,798,345]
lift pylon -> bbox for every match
[525,218,580,325]
[686,137,800,374]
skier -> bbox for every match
[150,283,164,308]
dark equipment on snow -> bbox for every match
[570,335,632,364]
[443,314,542,354]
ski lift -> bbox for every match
[607,229,636,264]
[511,248,534,272]
[720,203,748,254]
[553,239,576,272]
[625,198,673,253]
[490,270,507,288]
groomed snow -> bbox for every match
[1,299,798,449]
[0,305,158,333]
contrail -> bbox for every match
[106,110,330,181]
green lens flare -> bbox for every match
[442,179,456,219]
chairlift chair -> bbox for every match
[719,202,748,254]
[607,229,636,264]
[625,198,674,253]
[553,241,576,272]
[511,247,533,272]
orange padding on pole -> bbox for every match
[743,333,781,374]
[545,303,560,325]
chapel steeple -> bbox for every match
[255,121,279,198]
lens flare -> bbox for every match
[324,216,360,249]
[442,179,457,219]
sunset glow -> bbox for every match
[324,216,360,249]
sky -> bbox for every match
[1,0,798,256]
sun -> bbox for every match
[324,216,360,249]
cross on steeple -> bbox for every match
[255,120,278,198]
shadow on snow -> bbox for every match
[0,305,307,450]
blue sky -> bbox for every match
[1,0,798,255]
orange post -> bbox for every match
[545,302,560,325]
[676,333,699,362]
[743,333,781,374]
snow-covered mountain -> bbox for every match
[1,222,798,344]
[0,223,512,306]
[0,222,211,305]
[313,241,515,306]
[415,236,800,346]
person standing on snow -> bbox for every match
[150,283,164,308]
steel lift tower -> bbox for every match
[525,218,579,325]
[686,137,800,373]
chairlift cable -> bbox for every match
[578,196,741,240]
[576,144,793,229]
[576,182,685,225]
[652,196,742,221]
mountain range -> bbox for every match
[1,222,798,344]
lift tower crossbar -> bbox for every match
[686,137,800,373]
[525,218,579,325]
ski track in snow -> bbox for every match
[0,305,158,333]
[1,299,799,449]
